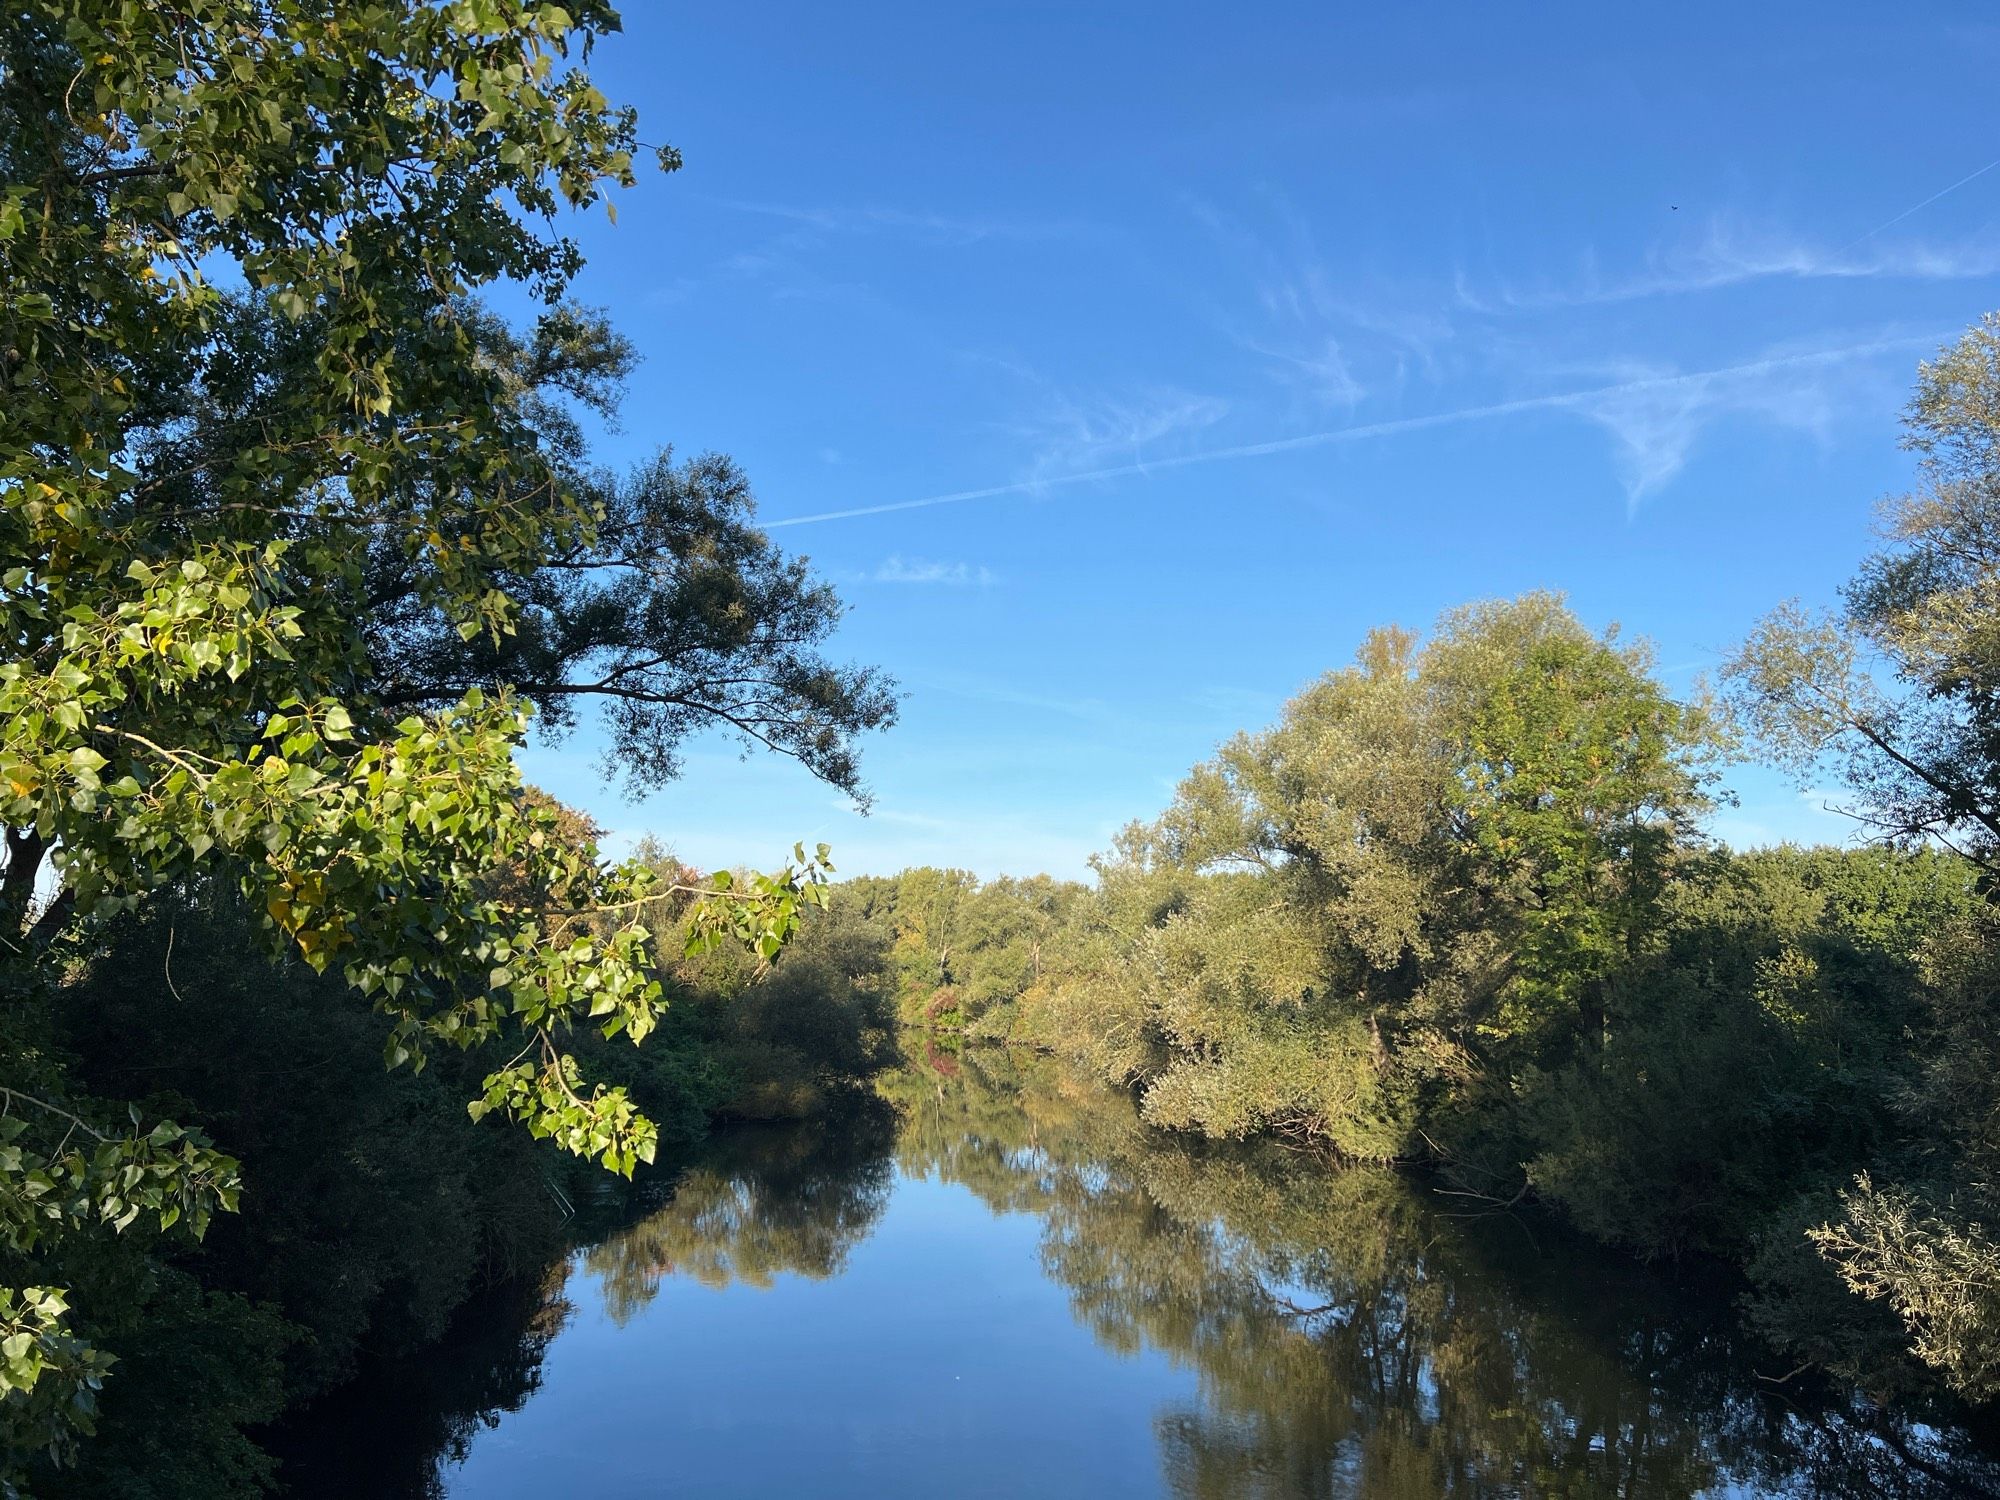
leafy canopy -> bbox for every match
[1095,594,1720,1153]
[0,0,876,1468]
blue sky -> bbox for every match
[517,2,2000,880]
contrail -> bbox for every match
[763,336,1928,529]
[1837,155,2000,254]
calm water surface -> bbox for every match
[292,1048,2000,1498]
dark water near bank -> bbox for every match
[281,1048,2000,1498]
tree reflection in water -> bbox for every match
[287,1051,2000,1498]
[875,1048,2000,1500]
[585,1100,899,1318]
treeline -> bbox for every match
[855,315,2000,1411]
[869,837,1985,1404]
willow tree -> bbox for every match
[0,0,887,1465]
[1115,594,1717,1157]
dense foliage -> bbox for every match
[0,834,902,1495]
[0,0,892,1486]
[1726,314,2000,1401]
[890,725,1999,1407]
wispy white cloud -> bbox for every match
[1243,259,1370,402]
[1238,333,1365,407]
[958,350,1232,489]
[1546,333,1902,507]
[1456,220,2000,313]
[1183,194,1449,404]
[766,332,1936,528]
[1011,386,1232,484]
[1455,154,2000,312]
[707,197,1088,247]
[868,555,997,586]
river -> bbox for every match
[279,1046,2000,1497]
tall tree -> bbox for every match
[0,0,882,1467]
[1117,594,1717,1154]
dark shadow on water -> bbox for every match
[263,1090,898,1499]
[262,1265,576,1500]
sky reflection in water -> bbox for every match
[430,1050,2000,1499]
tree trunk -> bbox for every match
[1578,976,1606,1057]
[1,827,49,936]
